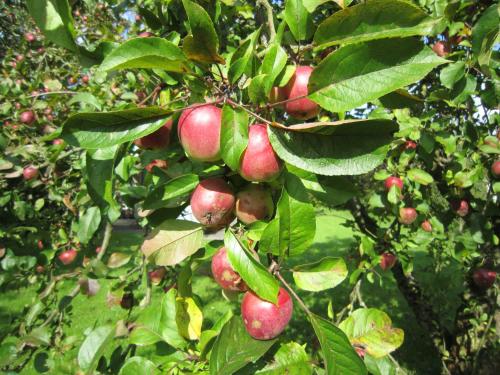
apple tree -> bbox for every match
[1,0,499,374]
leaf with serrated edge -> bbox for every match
[308,38,447,113]
[224,230,279,303]
[141,220,203,266]
[339,308,404,358]
[293,257,347,291]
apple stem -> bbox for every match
[276,271,311,316]
[97,222,113,261]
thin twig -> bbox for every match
[226,98,272,125]
[265,93,308,109]
[257,0,276,41]
[276,271,312,316]
[29,91,78,98]
[40,284,80,327]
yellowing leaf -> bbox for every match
[175,297,203,340]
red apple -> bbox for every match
[211,247,246,291]
[241,287,293,340]
[148,267,166,285]
[240,124,283,182]
[19,110,35,125]
[451,199,469,217]
[399,207,417,225]
[491,161,500,178]
[95,246,102,254]
[23,166,39,180]
[24,32,36,42]
[472,268,496,289]
[283,66,319,120]
[404,140,417,150]
[385,176,403,191]
[145,159,168,173]
[37,240,44,250]
[178,104,222,162]
[236,184,274,224]
[58,249,77,265]
[35,265,45,273]
[134,119,173,150]
[421,220,432,232]
[82,75,90,84]
[15,55,24,62]
[120,293,134,309]
[380,252,397,271]
[190,178,235,229]
[138,31,153,38]
[432,41,450,57]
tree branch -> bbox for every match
[257,0,275,41]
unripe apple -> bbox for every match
[211,247,246,291]
[190,178,235,229]
[421,220,432,232]
[380,252,397,271]
[23,166,39,180]
[134,119,173,150]
[399,207,417,225]
[241,287,293,340]
[491,160,500,178]
[58,249,77,265]
[20,110,35,125]
[451,199,469,217]
[236,184,274,224]
[178,104,222,162]
[283,66,319,120]
[24,32,36,42]
[432,41,450,57]
[385,176,403,191]
[148,267,166,285]
[240,124,283,182]
[145,159,168,173]
[472,268,496,289]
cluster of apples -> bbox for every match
[383,176,497,289]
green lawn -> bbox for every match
[0,212,442,374]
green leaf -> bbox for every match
[293,257,347,292]
[472,4,499,73]
[308,38,447,113]
[175,296,203,340]
[274,173,316,257]
[284,0,314,42]
[182,0,224,64]
[77,325,114,373]
[129,289,187,349]
[209,316,277,375]
[224,230,279,303]
[26,0,76,51]
[228,27,262,83]
[99,38,189,73]
[364,354,397,375]
[268,120,397,176]
[62,107,171,149]
[407,168,434,185]
[440,61,465,89]
[220,105,249,171]
[256,342,313,374]
[119,357,158,375]
[77,206,101,245]
[143,174,199,210]
[141,220,204,266]
[303,0,337,13]
[338,308,404,358]
[314,0,441,50]
[310,314,367,375]
[86,147,120,215]
[68,92,102,111]
[260,44,288,92]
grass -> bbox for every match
[0,212,443,374]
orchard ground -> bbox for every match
[1,210,447,374]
